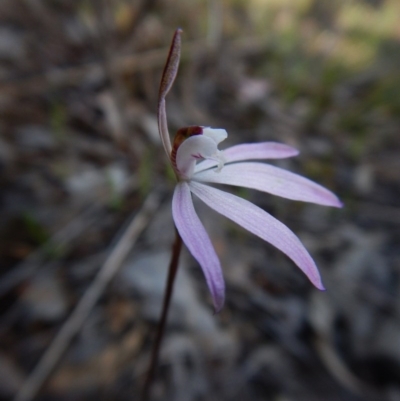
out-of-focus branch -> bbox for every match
[13,190,162,401]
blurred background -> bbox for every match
[0,0,399,400]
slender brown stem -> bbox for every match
[141,229,183,401]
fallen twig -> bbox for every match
[13,190,162,401]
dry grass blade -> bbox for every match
[314,335,382,401]
[13,190,162,401]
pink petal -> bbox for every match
[158,99,172,156]
[195,142,299,173]
[194,162,343,207]
[172,182,225,312]
[157,29,182,156]
[159,29,182,102]
[189,181,324,289]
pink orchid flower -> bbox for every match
[159,30,342,312]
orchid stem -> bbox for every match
[141,228,182,401]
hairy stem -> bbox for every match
[141,228,183,401]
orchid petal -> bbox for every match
[189,181,324,289]
[159,29,182,102]
[172,182,225,312]
[195,142,299,173]
[194,162,342,207]
[158,29,182,157]
[158,99,172,156]
[176,135,220,179]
